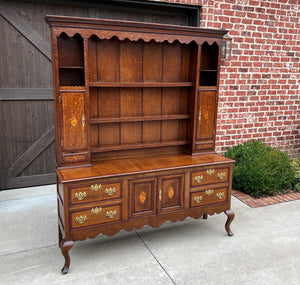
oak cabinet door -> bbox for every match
[61,92,87,151]
[195,90,216,152]
[129,178,157,218]
[157,174,184,214]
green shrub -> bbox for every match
[291,159,300,192]
[224,140,294,197]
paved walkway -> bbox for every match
[1,185,300,285]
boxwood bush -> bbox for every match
[291,159,300,192]
[224,140,294,197]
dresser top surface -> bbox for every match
[56,153,234,183]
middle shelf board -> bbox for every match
[90,114,191,124]
[91,140,189,153]
[89,82,193,88]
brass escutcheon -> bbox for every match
[105,187,116,196]
[217,172,226,180]
[74,191,87,201]
[91,207,102,215]
[91,184,102,191]
[206,169,215,176]
[194,175,204,183]
[205,189,214,196]
[216,192,225,200]
[106,210,117,219]
[193,195,203,204]
[159,189,162,201]
[75,215,87,224]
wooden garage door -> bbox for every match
[0,0,200,190]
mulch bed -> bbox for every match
[232,189,300,208]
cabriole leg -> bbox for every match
[58,226,63,248]
[224,209,235,236]
[61,240,74,274]
[203,214,208,219]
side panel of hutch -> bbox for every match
[45,15,235,274]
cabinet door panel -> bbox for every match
[61,92,87,151]
[129,178,156,218]
[158,174,184,214]
[196,91,216,142]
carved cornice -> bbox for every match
[45,15,226,45]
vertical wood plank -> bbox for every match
[96,38,120,147]
[88,37,97,82]
[179,45,190,140]
[161,42,182,142]
[97,38,119,82]
[98,88,120,147]
[142,42,162,143]
[120,40,142,145]
[89,88,98,148]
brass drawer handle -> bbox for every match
[216,192,225,200]
[105,187,117,196]
[106,210,117,219]
[194,175,204,183]
[193,196,203,203]
[91,184,102,191]
[75,215,87,224]
[74,191,87,201]
[206,169,215,176]
[205,189,214,196]
[91,207,102,214]
[217,172,226,180]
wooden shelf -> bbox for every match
[198,86,217,91]
[91,140,189,153]
[59,66,84,69]
[90,114,191,124]
[89,82,193,88]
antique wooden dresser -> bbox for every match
[45,15,235,274]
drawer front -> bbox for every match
[62,153,88,164]
[71,205,121,229]
[191,167,229,187]
[190,187,228,207]
[70,181,121,205]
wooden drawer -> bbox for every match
[190,187,228,207]
[69,181,121,205]
[71,205,121,229]
[62,153,88,164]
[195,142,213,152]
[191,167,229,187]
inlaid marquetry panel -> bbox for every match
[129,178,157,218]
[61,92,87,151]
[157,173,184,214]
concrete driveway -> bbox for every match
[1,185,299,285]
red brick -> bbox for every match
[189,0,300,159]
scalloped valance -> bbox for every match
[45,15,227,45]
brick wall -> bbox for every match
[161,0,300,158]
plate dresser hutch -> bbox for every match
[45,15,235,274]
